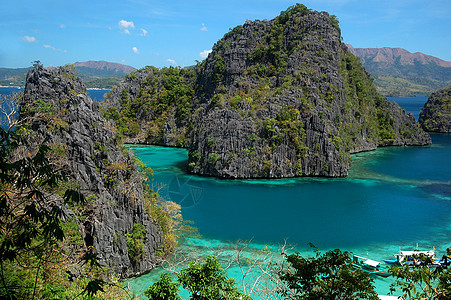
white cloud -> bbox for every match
[132,47,140,54]
[200,23,208,31]
[44,44,67,53]
[119,20,135,34]
[199,49,212,59]
[24,36,37,43]
[140,28,148,36]
[60,24,66,29]
[166,58,177,65]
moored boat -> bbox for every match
[351,254,391,277]
[383,249,442,267]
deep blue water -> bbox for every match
[87,89,109,101]
[129,133,451,250]
[388,95,428,120]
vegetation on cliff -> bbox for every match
[0,64,192,298]
[104,66,196,146]
[0,126,131,298]
[105,4,430,179]
[419,85,451,133]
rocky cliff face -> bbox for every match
[187,5,430,178]
[103,66,196,146]
[419,85,451,133]
[105,4,431,179]
[20,65,162,277]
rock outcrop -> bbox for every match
[103,66,196,146]
[104,4,431,179]
[20,65,162,277]
[419,85,451,133]
[186,5,430,178]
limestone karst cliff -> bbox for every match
[19,65,162,277]
[419,85,451,133]
[104,4,431,179]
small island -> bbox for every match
[104,4,431,179]
[419,85,451,133]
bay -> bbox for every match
[127,96,451,297]
[388,95,428,120]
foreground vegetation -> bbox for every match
[144,244,451,300]
[0,90,191,298]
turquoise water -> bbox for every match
[126,97,451,298]
[128,135,451,250]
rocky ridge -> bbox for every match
[347,45,451,96]
[419,85,451,133]
[347,46,451,68]
[186,5,430,178]
[105,4,431,179]
[20,65,162,278]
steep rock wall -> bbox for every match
[104,4,431,179]
[187,5,430,178]
[20,65,162,277]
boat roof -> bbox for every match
[353,255,380,267]
[364,259,380,267]
[400,250,434,256]
[378,296,404,300]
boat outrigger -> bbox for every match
[350,255,391,277]
[383,250,442,267]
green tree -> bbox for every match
[389,248,451,299]
[279,245,378,300]
[145,273,181,300]
[126,223,147,265]
[145,255,251,300]
[0,126,109,299]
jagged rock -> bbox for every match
[187,5,430,178]
[419,85,451,133]
[20,65,162,278]
[104,4,431,179]
[103,66,195,146]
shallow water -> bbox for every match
[127,96,451,297]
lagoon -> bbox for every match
[127,96,451,297]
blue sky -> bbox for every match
[1,0,450,69]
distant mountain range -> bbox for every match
[0,61,136,89]
[73,61,136,78]
[347,45,451,96]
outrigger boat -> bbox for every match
[383,250,442,267]
[350,254,391,277]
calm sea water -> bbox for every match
[388,95,428,120]
[127,95,451,297]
